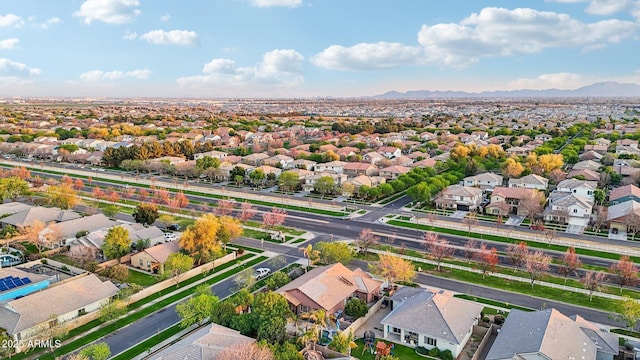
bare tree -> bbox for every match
[423,231,454,272]
[609,256,639,292]
[558,247,582,284]
[462,212,479,234]
[624,212,640,241]
[215,342,274,360]
[463,239,478,264]
[355,228,379,255]
[591,206,608,233]
[68,245,98,269]
[524,250,552,288]
[581,271,607,301]
[505,241,528,270]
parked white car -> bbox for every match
[253,268,271,280]
[164,233,177,241]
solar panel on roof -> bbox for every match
[22,278,31,284]
[7,283,15,289]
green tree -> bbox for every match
[265,271,291,290]
[314,176,335,198]
[407,182,431,205]
[176,285,219,328]
[328,331,355,354]
[132,203,159,226]
[164,253,194,287]
[344,297,368,318]
[315,241,353,265]
[619,296,640,330]
[195,156,221,170]
[79,342,111,360]
[101,226,131,262]
[252,291,292,343]
[0,176,30,201]
[593,188,606,205]
[249,168,266,187]
[277,171,300,192]
[179,214,224,265]
[99,299,127,321]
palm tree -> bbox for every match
[300,244,319,270]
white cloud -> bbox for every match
[0,14,24,28]
[313,7,639,70]
[311,42,422,71]
[0,38,19,50]
[41,17,63,29]
[160,13,170,22]
[0,58,41,80]
[139,29,198,46]
[74,0,141,25]
[508,72,592,90]
[79,68,150,82]
[178,49,304,90]
[546,0,640,20]
[123,30,138,40]
[250,0,302,8]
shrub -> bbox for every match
[482,316,490,323]
[494,315,506,325]
[440,349,454,360]
[428,347,440,356]
[265,271,291,290]
[76,230,89,238]
[344,298,368,319]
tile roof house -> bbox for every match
[606,200,640,237]
[131,241,180,273]
[434,185,483,212]
[48,213,117,246]
[463,172,503,190]
[544,192,593,228]
[486,187,544,216]
[150,323,255,360]
[610,184,640,204]
[485,308,601,360]
[343,162,378,177]
[381,287,483,358]
[377,146,402,159]
[0,202,33,217]
[0,274,118,343]
[1,207,82,230]
[508,173,549,190]
[276,263,383,315]
[572,159,602,171]
[556,178,597,200]
[313,160,347,174]
[378,165,410,180]
[572,315,619,360]
[567,168,600,181]
[241,152,269,166]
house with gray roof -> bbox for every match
[485,308,602,360]
[41,213,117,247]
[380,287,483,357]
[508,174,549,191]
[1,207,81,230]
[0,274,118,346]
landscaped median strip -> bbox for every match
[364,248,633,315]
[384,217,640,262]
[18,253,267,360]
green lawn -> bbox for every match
[126,268,159,287]
[353,339,423,360]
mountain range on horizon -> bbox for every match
[371,81,640,99]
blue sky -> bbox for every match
[0,0,639,98]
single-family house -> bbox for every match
[506,146,531,157]
[1,207,82,231]
[508,174,549,190]
[241,153,269,166]
[434,185,483,211]
[609,184,640,205]
[54,214,118,246]
[0,202,33,218]
[583,144,608,154]
[314,161,347,174]
[572,160,601,172]
[287,159,317,170]
[276,262,383,315]
[556,178,596,200]
[341,175,386,191]
[343,162,378,177]
[362,151,385,165]
[377,146,402,159]
[263,154,294,168]
[0,274,118,346]
[193,150,228,160]
[579,150,603,162]
[606,200,640,238]
[572,315,619,360]
[303,172,347,192]
[131,241,180,273]
[463,172,503,190]
[381,287,483,358]
[486,187,544,216]
[149,323,255,360]
[378,165,410,180]
[567,168,600,181]
[486,309,603,360]
[534,134,553,142]
[408,158,437,168]
[544,192,593,227]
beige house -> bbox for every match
[434,185,483,211]
[131,241,180,273]
[276,262,383,315]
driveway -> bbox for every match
[504,215,525,226]
[450,211,468,219]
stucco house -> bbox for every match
[555,178,596,200]
[508,173,549,190]
[380,287,482,358]
[276,262,382,315]
[485,187,544,216]
[609,184,640,205]
[343,162,378,177]
[486,308,616,360]
[463,172,503,190]
[131,241,180,273]
[378,165,410,180]
[434,185,483,211]
[0,274,118,347]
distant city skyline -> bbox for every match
[0,0,639,98]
